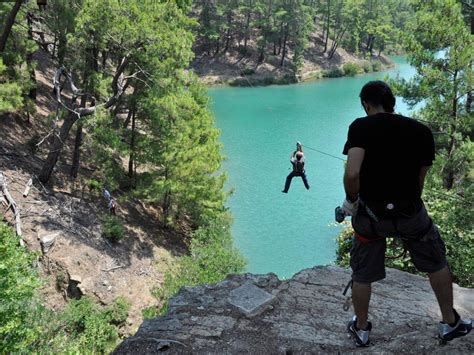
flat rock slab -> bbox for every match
[228,282,275,317]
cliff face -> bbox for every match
[114,266,473,354]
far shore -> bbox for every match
[192,47,396,88]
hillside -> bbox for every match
[0,50,187,335]
[114,266,474,353]
[191,29,393,86]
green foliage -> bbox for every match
[342,62,361,76]
[0,59,23,113]
[194,0,411,72]
[371,60,382,72]
[103,296,130,326]
[87,178,103,194]
[0,222,131,352]
[0,222,43,352]
[335,182,474,288]
[148,213,246,316]
[0,2,37,116]
[390,0,472,190]
[323,67,345,78]
[240,67,255,76]
[361,61,372,73]
[58,296,126,353]
[26,134,40,154]
[102,215,124,242]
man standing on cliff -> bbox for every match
[340,80,472,347]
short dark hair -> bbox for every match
[359,80,396,113]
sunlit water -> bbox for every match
[209,56,415,278]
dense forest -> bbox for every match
[193,0,413,72]
[0,0,473,352]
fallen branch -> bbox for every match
[102,265,124,272]
[0,172,25,246]
[23,178,33,197]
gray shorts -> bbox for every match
[350,205,447,283]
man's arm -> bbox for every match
[419,166,430,194]
[344,147,365,201]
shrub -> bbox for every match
[323,67,345,78]
[60,297,119,353]
[104,296,130,326]
[149,213,246,316]
[0,222,43,352]
[342,62,361,76]
[87,178,103,195]
[102,215,124,242]
[26,134,40,154]
[361,61,372,73]
[240,67,255,76]
[371,60,382,72]
[335,186,474,288]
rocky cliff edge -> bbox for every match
[114,266,473,353]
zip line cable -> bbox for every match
[302,144,347,162]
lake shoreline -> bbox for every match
[193,52,396,88]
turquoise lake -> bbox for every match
[209,57,415,278]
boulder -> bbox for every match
[39,233,59,254]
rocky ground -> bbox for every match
[115,266,474,354]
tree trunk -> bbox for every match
[128,107,136,182]
[57,31,67,65]
[243,6,251,51]
[466,62,472,114]
[224,11,232,53]
[214,37,220,56]
[0,0,22,53]
[443,70,459,190]
[102,50,108,69]
[70,122,83,178]
[39,113,77,183]
[26,12,37,103]
[280,26,288,67]
[323,0,331,53]
[70,89,88,178]
[328,26,346,60]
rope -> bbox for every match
[301,144,347,162]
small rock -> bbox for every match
[70,274,82,283]
[40,233,58,254]
[103,280,109,286]
[108,286,112,291]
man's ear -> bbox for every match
[362,101,370,115]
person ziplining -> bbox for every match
[282,141,310,193]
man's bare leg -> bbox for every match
[428,265,455,324]
[352,281,371,329]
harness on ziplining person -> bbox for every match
[290,150,305,174]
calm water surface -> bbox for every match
[209,57,415,278]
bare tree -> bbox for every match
[39,57,130,183]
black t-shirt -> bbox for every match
[342,113,434,204]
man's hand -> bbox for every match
[341,198,359,216]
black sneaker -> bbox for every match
[438,309,472,343]
[347,315,372,347]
